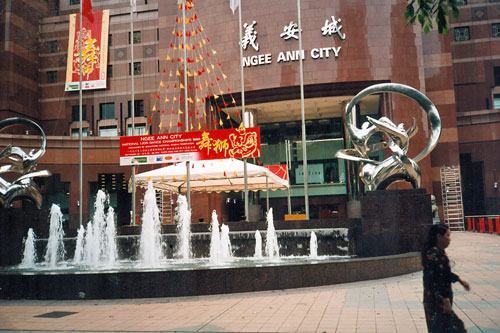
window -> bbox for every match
[47,71,57,83]
[454,27,470,41]
[129,31,141,44]
[494,94,500,109]
[127,124,146,136]
[46,40,58,53]
[71,128,89,137]
[493,24,500,38]
[129,62,142,75]
[108,34,112,46]
[107,64,113,78]
[71,105,87,122]
[100,103,115,120]
[494,67,500,86]
[99,126,118,137]
[128,100,144,117]
[70,0,79,5]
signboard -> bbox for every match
[296,164,324,184]
[120,127,261,166]
[241,15,346,67]
[65,10,109,91]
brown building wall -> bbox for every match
[0,0,467,228]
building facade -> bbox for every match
[1,0,495,229]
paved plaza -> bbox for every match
[0,231,499,332]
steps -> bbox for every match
[156,190,175,225]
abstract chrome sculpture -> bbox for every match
[335,83,441,190]
[0,118,51,208]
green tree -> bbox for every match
[405,0,460,35]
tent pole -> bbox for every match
[266,175,269,212]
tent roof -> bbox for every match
[134,159,289,193]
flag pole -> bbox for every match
[79,0,83,226]
[182,0,191,208]
[130,0,136,225]
[297,0,309,220]
[238,1,249,221]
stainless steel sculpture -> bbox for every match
[0,118,51,208]
[335,83,441,190]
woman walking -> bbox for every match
[422,224,470,332]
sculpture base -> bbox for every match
[357,189,432,257]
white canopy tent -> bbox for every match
[134,159,289,194]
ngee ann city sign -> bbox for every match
[241,15,345,67]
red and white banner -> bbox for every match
[65,10,109,91]
[120,127,261,166]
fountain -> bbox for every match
[0,180,423,300]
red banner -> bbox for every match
[120,127,260,165]
[65,10,109,91]
[263,165,288,181]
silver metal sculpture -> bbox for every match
[335,83,441,191]
[0,118,51,208]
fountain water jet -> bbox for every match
[265,208,280,259]
[219,224,233,262]
[43,204,65,268]
[209,210,233,264]
[310,231,318,258]
[254,230,262,258]
[138,181,165,266]
[176,195,191,261]
[74,190,117,268]
[19,228,36,268]
[73,225,85,264]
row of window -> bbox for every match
[455,23,500,41]
[70,124,147,137]
[71,100,145,122]
[46,62,145,83]
[46,30,146,54]
[456,0,500,4]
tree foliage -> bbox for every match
[405,0,460,35]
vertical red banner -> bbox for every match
[496,217,500,235]
[488,218,493,233]
[65,10,109,91]
[479,218,485,233]
[467,217,471,231]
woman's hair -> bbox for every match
[421,223,449,265]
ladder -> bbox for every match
[440,166,465,231]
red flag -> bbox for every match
[82,0,94,23]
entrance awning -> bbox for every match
[134,159,289,193]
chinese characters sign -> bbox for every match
[241,14,345,67]
[119,127,261,166]
[65,10,110,91]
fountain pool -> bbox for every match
[0,181,422,300]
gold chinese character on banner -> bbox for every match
[73,27,101,80]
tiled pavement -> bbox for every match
[0,232,499,332]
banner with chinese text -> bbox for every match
[65,10,109,91]
[120,127,261,166]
